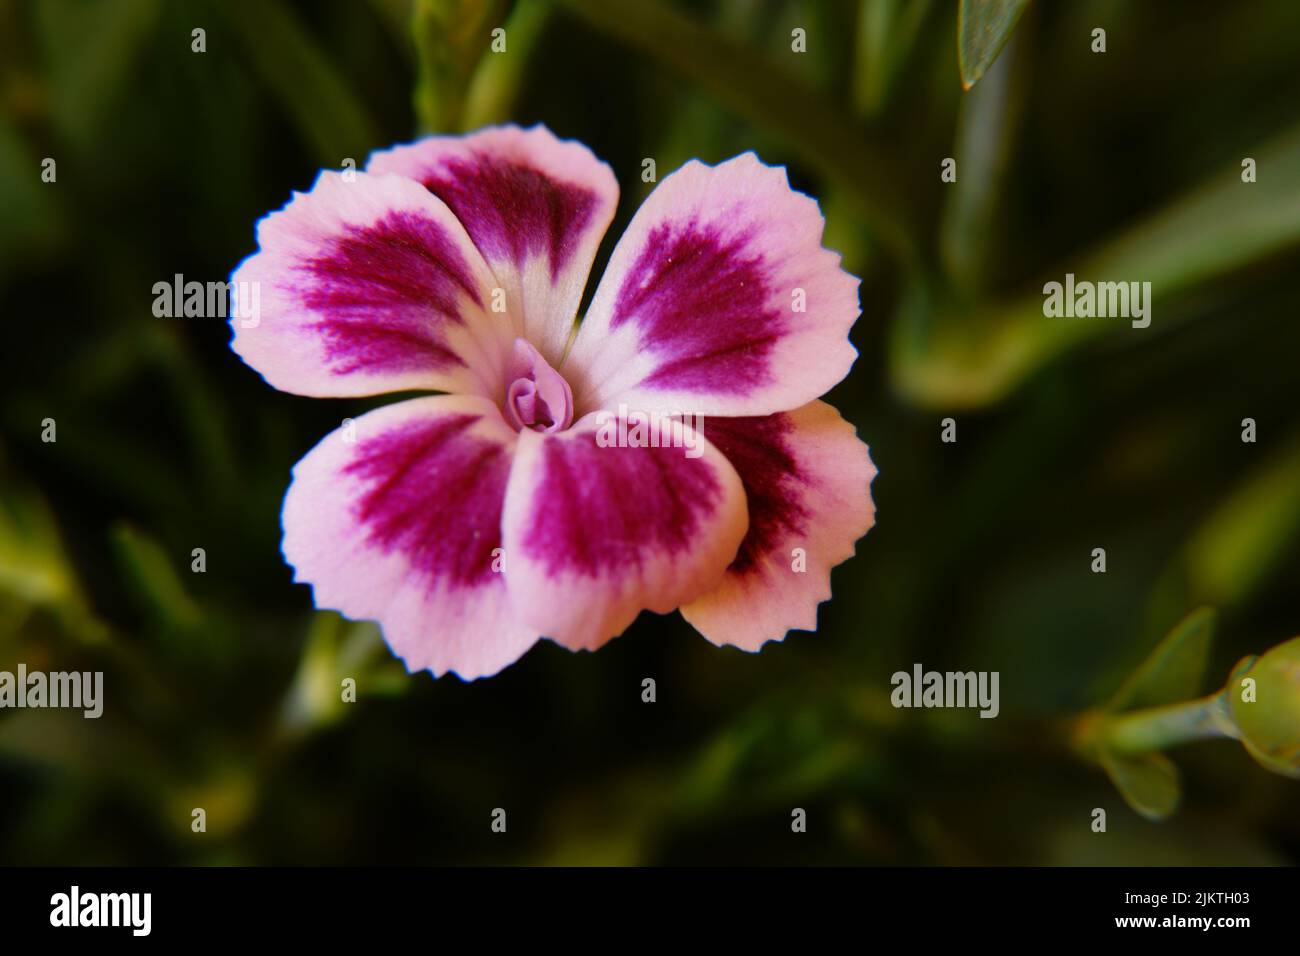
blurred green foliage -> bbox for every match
[1,0,1298,865]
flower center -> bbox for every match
[503,338,574,433]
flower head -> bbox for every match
[230,124,876,679]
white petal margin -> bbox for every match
[681,401,876,651]
[367,124,619,368]
[565,152,860,419]
[231,171,515,400]
[282,394,538,680]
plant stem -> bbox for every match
[1102,693,1238,757]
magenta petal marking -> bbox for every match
[301,209,483,376]
[523,433,723,575]
[344,413,509,587]
[422,152,599,282]
[701,413,811,574]
[610,219,784,395]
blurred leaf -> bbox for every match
[0,685,174,795]
[853,0,932,118]
[894,121,1300,408]
[0,472,103,643]
[958,0,1030,91]
[0,709,112,775]
[278,612,389,739]
[1106,607,1215,713]
[0,112,63,279]
[1046,809,1282,864]
[148,326,240,503]
[675,701,879,819]
[1184,439,1300,607]
[559,0,921,261]
[461,0,551,129]
[221,0,379,164]
[110,522,200,630]
[366,0,417,52]
[940,24,1025,294]
[534,770,666,866]
[1100,748,1181,821]
[34,0,161,147]
[168,761,256,840]
[0,475,74,609]
[412,0,508,132]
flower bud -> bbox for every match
[1226,637,1300,779]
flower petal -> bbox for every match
[282,395,537,679]
[367,124,619,366]
[565,153,860,418]
[231,171,512,399]
[500,412,748,651]
[680,401,876,651]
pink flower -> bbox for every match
[230,125,877,679]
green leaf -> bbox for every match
[221,0,379,164]
[893,121,1300,408]
[110,523,200,630]
[412,0,509,133]
[853,0,933,118]
[958,0,1030,91]
[1106,607,1216,713]
[462,0,552,129]
[1184,439,1300,607]
[0,112,64,279]
[0,477,79,610]
[1100,748,1181,822]
[278,612,389,739]
[941,12,1026,294]
[34,0,162,148]
[675,700,879,818]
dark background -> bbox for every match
[1,0,1298,864]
